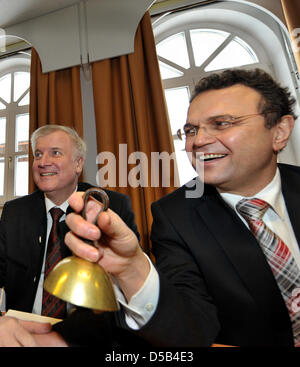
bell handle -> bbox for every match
[80,188,110,248]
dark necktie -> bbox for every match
[42,207,66,319]
[236,198,300,346]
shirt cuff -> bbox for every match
[113,254,159,330]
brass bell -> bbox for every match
[43,188,119,312]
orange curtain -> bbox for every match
[29,48,83,193]
[281,0,300,71]
[92,12,177,252]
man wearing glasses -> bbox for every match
[23,69,300,347]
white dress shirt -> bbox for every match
[113,255,159,329]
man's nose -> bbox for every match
[38,154,52,166]
[193,126,217,146]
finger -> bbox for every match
[65,230,101,262]
[0,336,21,347]
[67,191,85,213]
[97,209,131,240]
[14,327,38,347]
[83,198,104,224]
[19,320,52,334]
[66,212,100,240]
[0,317,39,347]
[34,331,68,347]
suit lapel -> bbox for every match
[28,191,47,274]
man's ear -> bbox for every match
[272,115,295,152]
[76,157,84,175]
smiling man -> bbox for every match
[31,127,85,205]
[183,83,292,196]
[62,68,300,347]
[0,124,140,346]
[144,68,299,346]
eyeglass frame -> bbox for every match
[176,111,278,141]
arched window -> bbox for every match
[152,2,300,185]
[0,54,30,205]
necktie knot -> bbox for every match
[49,207,64,223]
[236,198,269,222]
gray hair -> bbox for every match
[31,124,87,160]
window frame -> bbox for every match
[0,55,30,205]
[156,22,273,90]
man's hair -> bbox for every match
[31,124,87,160]
[190,68,297,128]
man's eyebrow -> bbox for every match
[185,114,235,126]
[34,147,64,153]
[207,114,235,120]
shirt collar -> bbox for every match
[44,186,77,214]
[44,196,69,214]
[220,168,285,219]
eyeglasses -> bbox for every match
[177,112,276,140]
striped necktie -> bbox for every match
[236,198,300,346]
[42,207,66,319]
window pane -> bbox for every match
[18,92,29,106]
[0,117,6,154]
[205,36,258,71]
[174,139,197,185]
[15,113,29,153]
[190,29,230,67]
[234,36,258,61]
[15,155,28,196]
[164,87,196,185]
[157,32,190,69]
[14,72,30,102]
[159,61,183,79]
[0,101,6,110]
[0,74,11,103]
[0,157,4,195]
[159,61,184,80]
[164,87,190,134]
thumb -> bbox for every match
[97,209,130,241]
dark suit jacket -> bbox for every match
[0,182,139,314]
[135,163,300,347]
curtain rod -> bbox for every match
[151,0,219,17]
